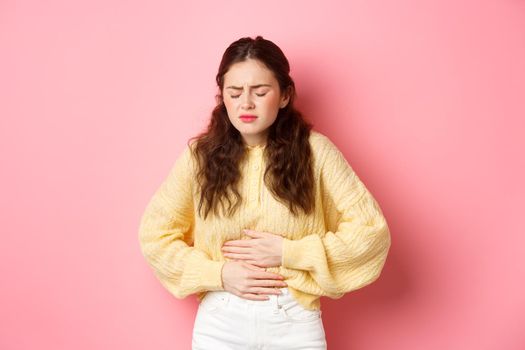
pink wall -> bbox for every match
[1,0,524,349]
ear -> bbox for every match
[279,86,291,109]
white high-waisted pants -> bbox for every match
[192,287,327,350]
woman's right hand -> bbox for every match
[221,261,288,301]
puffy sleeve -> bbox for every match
[138,143,225,298]
[281,138,391,298]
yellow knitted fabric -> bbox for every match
[138,130,391,310]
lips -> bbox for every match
[239,115,257,123]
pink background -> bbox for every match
[1,0,524,349]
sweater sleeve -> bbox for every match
[138,144,225,298]
[281,138,391,298]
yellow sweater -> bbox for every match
[138,130,391,311]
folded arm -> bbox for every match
[138,144,225,298]
[281,140,391,298]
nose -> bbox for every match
[240,92,255,110]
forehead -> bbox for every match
[223,59,277,86]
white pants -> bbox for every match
[192,287,327,349]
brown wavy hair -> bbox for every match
[188,35,315,220]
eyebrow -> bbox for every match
[225,84,272,90]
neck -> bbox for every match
[242,135,267,148]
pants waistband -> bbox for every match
[204,287,293,309]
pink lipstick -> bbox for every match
[240,115,257,123]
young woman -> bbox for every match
[138,35,391,349]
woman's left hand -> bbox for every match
[221,229,283,268]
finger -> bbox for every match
[237,260,266,269]
[244,264,265,271]
[244,260,265,267]
[244,262,266,270]
[250,270,285,280]
[247,279,288,288]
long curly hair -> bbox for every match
[188,36,315,220]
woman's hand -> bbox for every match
[220,229,287,300]
[221,229,284,268]
[221,261,287,300]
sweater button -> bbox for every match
[254,165,260,170]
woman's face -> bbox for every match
[222,58,290,147]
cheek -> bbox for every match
[263,94,281,109]
[223,99,236,113]
[262,101,280,116]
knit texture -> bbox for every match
[138,130,391,310]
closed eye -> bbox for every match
[230,92,267,99]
